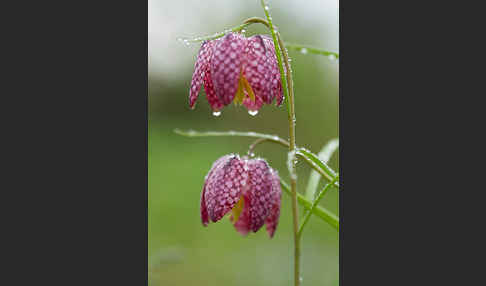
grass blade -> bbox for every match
[280,180,339,231]
[304,139,339,201]
[285,43,339,59]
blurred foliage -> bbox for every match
[149,3,338,285]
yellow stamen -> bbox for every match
[231,195,245,223]
[233,69,256,105]
[234,76,245,105]
[241,76,256,102]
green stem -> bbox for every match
[178,22,251,43]
[247,138,270,155]
[259,2,300,285]
[174,129,289,147]
[298,175,339,236]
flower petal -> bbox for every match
[265,169,282,238]
[200,154,233,226]
[243,35,275,105]
[245,159,274,232]
[190,40,214,109]
[232,193,251,236]
[204,155,249,222]
[203,69,224,111]
[200,185,209,226]
[210,33,246,105]
[261,36,284,106]
[242,92,264,111]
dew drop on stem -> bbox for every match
[212,111,221,117]
[248,110,258,116]
[300,48,308,54]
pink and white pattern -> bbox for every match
[189,32,284,113]
[200,154,282,238]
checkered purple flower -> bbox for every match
[200,154,282,238]
[189,32,284,113]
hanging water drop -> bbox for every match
[300,48,308,54]
[248,110,258,116]
[328,54,336,61]
[241,29,246,34]
[264,5,269,11]
[212,111,221,117]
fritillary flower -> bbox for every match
[189,32,284,114]
[200,154,282,238]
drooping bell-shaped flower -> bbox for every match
[200,154,282,238]
[189,32,284,113]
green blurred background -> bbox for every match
[149,0,339,285]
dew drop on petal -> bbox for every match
[212,111,221,117]
[300,48,308,54]
[248,110,258,116]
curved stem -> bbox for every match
[174,129,289,147]
[247,138,269,155]
[178,22,252,43]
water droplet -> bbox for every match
[248,110,258,116]
[249,152,255,157]
[300,48,308,54]
[176,37,190,46]
[212,111,221,117]
[328,54,336,61]
[264,5,269,11]
[241,29,246,33]
[299,277,303,283]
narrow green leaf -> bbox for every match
[285,43,339,59]
[297,148,339,188]
[304,139,339,201]
[280,180,339,231]
[299,175,339,235]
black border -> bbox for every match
[5,0,148,284]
